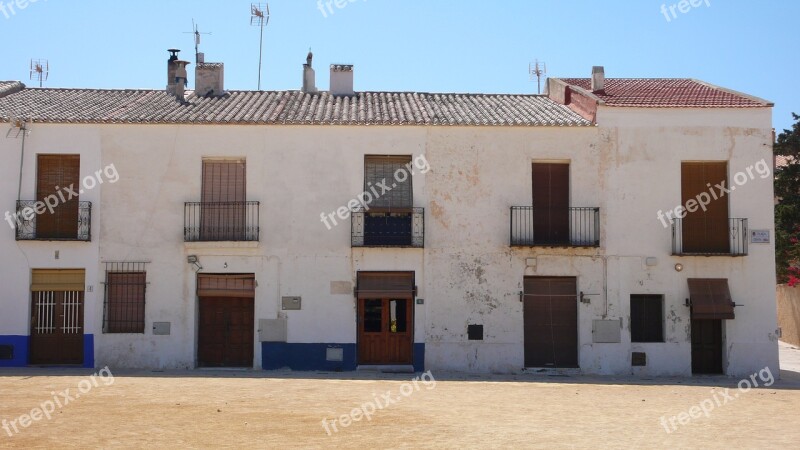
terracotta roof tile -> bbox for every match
[558,78,771,108]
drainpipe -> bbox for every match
[16,120,27,203]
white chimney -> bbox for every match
[591,66,605,92]
[330,64,354,96]
[196,62,225,97]
[302,52,317,94]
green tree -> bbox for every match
[774,113,800,285]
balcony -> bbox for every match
[184,202,260,242]
[672,218,748,256]
[14,200,92,241]
[510,207,600,247]
[352,208,424,248]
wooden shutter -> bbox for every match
[688,278,735,320]
[106,272,146,333]
[356,272,415,299]
[201,159,246,240]
[630,295,664,342]
[681,162,729,253]
[364,156,413,211]
[523,277,578,368]
[36,155,80,239]
[31,269,85,292]
[532,163,570,244]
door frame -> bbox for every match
[523,276,579,369]
[691,319,724,375]
[357,296,415,365]
[29,290,85,365]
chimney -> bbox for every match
[330,64,354,96]
[196,63,225,97]
[302,51,317,94]
[166,49,190,99]
[591,66,605,92]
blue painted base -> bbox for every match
[262,343,426,372]
[0,335,95,368]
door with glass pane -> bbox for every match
[357,297,413,364]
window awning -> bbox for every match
[688,278,735,320]
[356,272,415,299]
[197,274,255,298]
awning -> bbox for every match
[356,272,415,299]
[197,274,255,298]
[31,269,85,292]
[688,278,735,320]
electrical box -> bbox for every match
[632,352,647,367]
[592,320,621,343]
[259,319,288,342]
[0,345,13,360]
[467,325,484,341]
[152,322,171,336]
[282,297,302,311]
[326,347,344,362]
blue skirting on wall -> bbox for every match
[262,342,426,372]
[0,335,95,368]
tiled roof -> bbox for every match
[0,87,592,127]
[557,78,771,108]
[776,155,794,169]
[0,81,25,98]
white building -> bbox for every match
[0,55,779,376]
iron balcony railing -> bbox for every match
[510,207,600,247]
[14,200,92,241]
[672,218,748,256]
[352,208,425,248]
[184,202,260,242]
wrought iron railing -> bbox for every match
[184,202,260,242]
[352,208,424,248]
[510,207,600,247]
[672,218,748,256]
[14,200,92,241]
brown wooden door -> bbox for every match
[29,291,84,365]
[201,160,247,241]
[358,297,413,365]
[532,163,570,245]
[198,297,254,367]
[36,155,80,239]
[524,277,578,368]
[691,319,723,374]
[681,162,729,253]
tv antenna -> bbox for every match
[184,19,212,64]
[250,3,270,90]
[30,59,49,88]
[529,59,547,94]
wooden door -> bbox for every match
[532,163,570,245]
[691,319,723,374]
[523,277,578,368]
[681,162,729,253]
[358,298,413,365]
[36,155,80,239]
[29,291,84,365]
[198,297,254,367]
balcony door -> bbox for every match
[532,162,570,245]
[200,159,246,241]
[681,162,729,253]
[362,156,413,246]
[36,155,80,240]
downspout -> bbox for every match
[16,120,27,203]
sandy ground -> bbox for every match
[1,347,799,449]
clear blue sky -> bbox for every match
[1,0,797,131]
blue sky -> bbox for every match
[1,0,797,131]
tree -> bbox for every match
[774,113,800,286]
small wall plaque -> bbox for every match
[751,230,771,244]
[282,297,302,310]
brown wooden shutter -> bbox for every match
[688,278,735,320]
[364,156,413,211]
[201,159,247,240]
[106,272,146,333]
[31,269,85,292]
[36,155,80,239]
[356,272,415,299]
[532,163,570,244]
[681,162,729,253]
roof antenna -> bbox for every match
[250,3,270,90]
[184,19,212,64]
[30,59,49,88]
[529,59,547,94]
